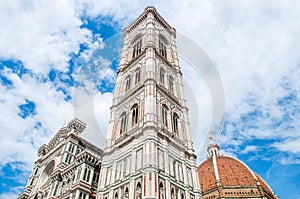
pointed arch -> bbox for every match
[159,181,165,199]
[132,39,142,59]
[125,75,131,92]
[124,187,129,198]
[131,103,139,126]
[135,67,141,85]
[136,182,142,199]
[160,68,165,85]
[120,112,127,135]
[159,40,167,58]
[161,104,169,128]
[172,112,179,135]
[114,191,118,199]
[168,76,174,92]
[171,187,175,199]
[181,192,185,199]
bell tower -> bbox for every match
[98,6,201,199]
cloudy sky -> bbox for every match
[0,1,300,198]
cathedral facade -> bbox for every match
[18,6,278,199]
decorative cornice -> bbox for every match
[125,6,175,34]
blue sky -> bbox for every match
[0,1,300,199]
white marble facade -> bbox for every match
[98,6,200,199]
[18,6,201,199]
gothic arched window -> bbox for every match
[171,187,175,199]
[181,192,185,199]
[178,163,183,182]
[133,39,142,59]
[159,40,167,58]
[136,182,142,199]
[135,68,141,85]
[125,76,131,92]
[120,112,127,135]
[172,113,179,134]
[114,192,118,199]
[168,76,174,92]
[159,181,164,199]
[131,104,139,126]
[160,69,165,85]
[161,104,168,128]
[124,187,129,198]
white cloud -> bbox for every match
[0,0,92,74]
[241,145,258,154]
[0,67,74,168]
[272,138,300,154]
[1,1,300,198]
[0,192,18,199]
[73,0,300,161]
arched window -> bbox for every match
[172,113,179,134]
[168,76,174,92]
[160,69,165,85]
[131,104,139,126]
[133,39,142,59]
[120,112,127,135]
[181,192,185,199]
[125,76,131,92]
[135,68,141,85]
[159,40,167,58]
[161,104,168,128]
[114,192,118,199]
[178,163,183,182]
[136,182,142,199]
[171,188,175,199]
[159,182,164,199]
[124,187,129,198]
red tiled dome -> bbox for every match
[197,138,278,199]
[198,156,266,190]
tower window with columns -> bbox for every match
[160,68,165,85]
[161,104,168,128]
[131,103,139,126]
[172,112,179,134]
[168,76,174,92]
[135,68,141,84]
[125,75,131,92]
[159,39,167,58]
[132,39,142,59]
[119,112,127,135]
